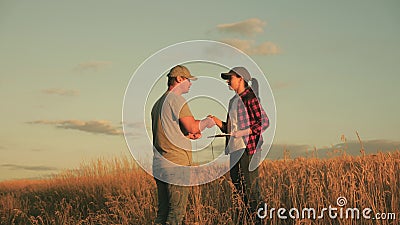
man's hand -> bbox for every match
[205,117,216,128]
[188,132,202,140]
[200,117,215,130]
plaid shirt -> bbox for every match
[222,88,269,155]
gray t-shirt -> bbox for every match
[151,91,193,166]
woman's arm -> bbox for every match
[208,115,227,133]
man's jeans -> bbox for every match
[154,179,189,225]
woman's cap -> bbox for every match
[221,66,251,82]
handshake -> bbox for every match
[202,116,217,129]
[187,115,220,140]
[187,115,250,140]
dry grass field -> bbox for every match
[1,151,399,225]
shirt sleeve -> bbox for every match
[170,94,193,120]
[179,102,193,119]
[220,121,228,133]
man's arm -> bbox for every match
[180,116,214,139]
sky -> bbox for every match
[1,1,399,181]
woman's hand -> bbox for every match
[207,115,222,128]
[231,128,251,137]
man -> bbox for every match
[151,65,214,225]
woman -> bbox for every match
[209,67,269,221]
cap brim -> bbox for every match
[188,76,197,81]
[221,73,233,80]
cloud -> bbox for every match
[28,120,123,135]
[42,88,80,96]
[1,164,57,171]
[216,18,281,56]
[75,61,112,71]
[221,39,281,55]
[121,121,148,139]
[217,18,266,36]
[122,121,145,129]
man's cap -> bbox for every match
[167,65,197,80]
[221,66,251,82]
